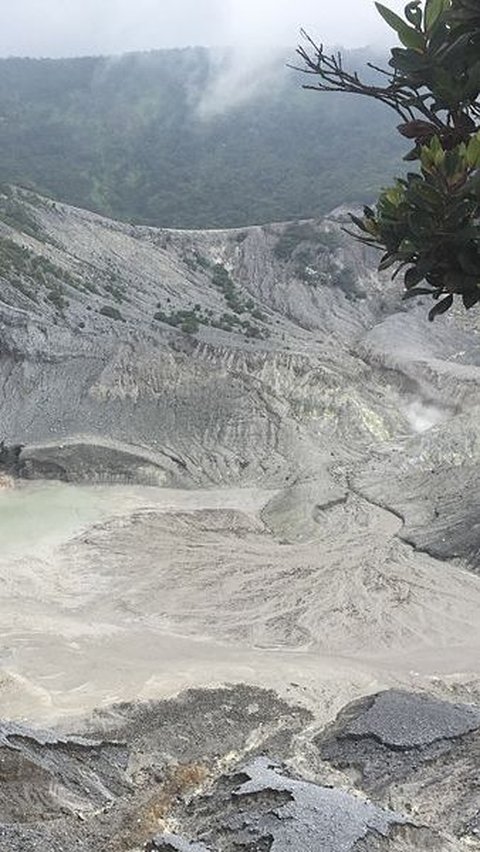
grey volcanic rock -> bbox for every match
[337,690,480,747]
[355,459,480,568]
[149,756,407,852]
[2,187,480,556]
[316,690,480,842]
[0,685,311,852]
[3,186,480,563]
[20,438,174,484]
[0,186,407,489]
[351,309,480,570]
[0,686,476,850]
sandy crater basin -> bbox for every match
[1,481,480,727]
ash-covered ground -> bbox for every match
[1,188,480,849]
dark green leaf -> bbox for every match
[463,290,480,309]
[428,294,453,320]
[379,252,399,270]
[348,213,370,233]
[375,2,426,49]
[403,145,421,161]
[405,1,423,28]
[404,265,427,288]
[459,246,480,274]
[425,0,449,34]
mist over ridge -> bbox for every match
[0,0,406,59]
[0,44,404,228]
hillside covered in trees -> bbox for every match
[0,47,404,228]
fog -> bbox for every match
[2,0,406,59]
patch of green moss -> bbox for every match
[154,299,269,339]
[0,197,44,239]
[0,236,86,310]
[154,307,200,334]
[211,264,268,328]
[99,304,125,321]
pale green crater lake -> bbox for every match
[0,483,123,556]
[0,481,275,557]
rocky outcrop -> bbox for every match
[316,690,480,845]
[145,690,480,851]
[147,756,408,852]
[0,439,23,477]
[1,686,477,851]
[0,187,411,489]
[19,439,173,484]
[1,187,480,511]
[1,188,480,528]
[0,685,311,851]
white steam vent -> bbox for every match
[405,399,448,433]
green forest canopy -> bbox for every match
[0,47,404,229]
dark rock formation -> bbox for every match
[0,440,23,476]
[0,686,310,852]
[19,440,171,485]
[1,688,477,851]
[147,756,407,852]
[316,690,480,843]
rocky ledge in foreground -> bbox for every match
[148,755,407,852]
[1,687,479,851]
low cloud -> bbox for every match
[0,0,407,59]
[196,45,286,119]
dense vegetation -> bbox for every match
[0,47,404,229]
[299,0,480,317]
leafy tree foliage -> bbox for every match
[297,0,480,318]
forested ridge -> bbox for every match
[0,47,403,228]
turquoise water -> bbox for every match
[0,481,275,558]
[0,483,111,556]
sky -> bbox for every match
[2,0,407,58]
